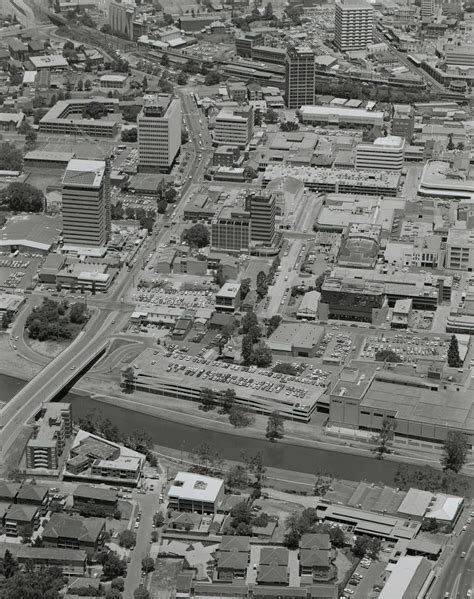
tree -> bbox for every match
[160,53,170,67]
[264,1,273,18]
[241,334,254,366]
[0,142,23,171]
[153,512,165,527]
[134,587,150,599]
[372,418,396,458]
[181,129,189,144]
[102,551,127,579]
[241,311,260,340]
[273,362,297,376]
[457,142,465,151]
[122,366,136,393]
[141,557,155,573]
[447,334,462,368]
[240,278,251,299]
[441,430,469,473]
[220,388,236,414]
[194,441,223,475]
[184,224,210,248]
[280,121,299,132]
[204,70,221,86]
[329,527,345,548]
[77,78,84,91]
[70,302,87,324]
[199,387,215,411]
[252,341,272,367]
[353,535,371,558]
[121,128,138,142]
[82,101,107,119]
[177,71,188,85]
[142,75,148,90]
[256,270,268,299]
[226,464,249,489]
[447,133,454,151]
[266,410,284,441]
[1,312,12,330]
[266,315,281,337]
[243,166,258,180]
[105,589,122,599]
[375,349,401,363]
[315,272,329,292]
[118,529,136,549]
[157,199,167,214]
[2,549,19,578]
[84,79,92,91]
[265,108,279,124]
[229,405,254,428]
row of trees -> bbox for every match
[0,181,44,213]
[77,409,157,466]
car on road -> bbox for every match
[134,521,139,529]
[460,551,466,558]
[70,366,76,370]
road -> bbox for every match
[431,515,474,599]
[123,484,163,599]
[0,310,117,458]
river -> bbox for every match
[2,373,470,491]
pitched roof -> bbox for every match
[17,484,48,503]
[43,513,105,543]
[0,482,20,501]
[73,484,117,503]
[259,546,288,566]
[300,533,331,551]
[6,504,39,523]
[257,564,289,584]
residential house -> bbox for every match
[5,504,40,538]
[299,534,332,581]
[217,536,250,581]
[16,546,87,576]
[73,484,118,516]
[257,547,289,586]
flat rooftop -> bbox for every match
[63,159,106,188]
[168,471,224,502]
[0,214,61,251]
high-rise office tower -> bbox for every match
[420,0,434,17]
[246,192,276,246]
[137,94,181,174]
[334,0,374,52]
[285,46,315,109]
[62,159,110,249]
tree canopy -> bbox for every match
[0,182,43,212]
[184,224,210,248]
[441,430,469,473]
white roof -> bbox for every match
[29,54,68,68]
[168,471,224,503]
[426,495,463,521]
[300,105,384,120]
[23,71,37,84]
[379,557,429,599]
[100,74,127,82]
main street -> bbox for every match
[0,87,211,462]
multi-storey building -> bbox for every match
[421,0,434,18]
[355,136,405,171]
[137,94,181,173]
[245,192,276,246]
[446,230,474,271]
[214,106,253,147]
[25,403,72,470]
[211,207,251,253]
[285,46,315,109]
[334,0,374,51]
[62,159,110,250]
[109,0,136,39]
[234,31,264,57]
[392,104,415,141]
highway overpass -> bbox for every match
[0,310,117,460]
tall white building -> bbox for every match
[355,136,405,171]
[214,106,253,147]
[137,94,181,174]
[334,0,374,52]
[420,0,434,18]
[62,159,110,250]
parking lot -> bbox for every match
[0,254,41,290]
[133,284,215,309]
[359,332,449,362]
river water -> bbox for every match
[2,374,470,490]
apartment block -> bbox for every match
[334,0,374,51]
[26,403,72,470]
[211,207,251,253]
[138,94,181,173]
[214,106,253,147]
[446,229,474,271]
[62,159,110,250]
[285,46,315,109]
[355,136,405,171]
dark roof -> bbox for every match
[43,513,105,543]
[0,482,20,501]
[300,533,331,551]
[257,563,288,584]
[259,546,288,566]
[300,549,330,568]
[73,485,118,503]
[17,484,48,503]
[17,546,87,562]
[210,312,235,326]
[220,535,251,552]
[6,504,39,523]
